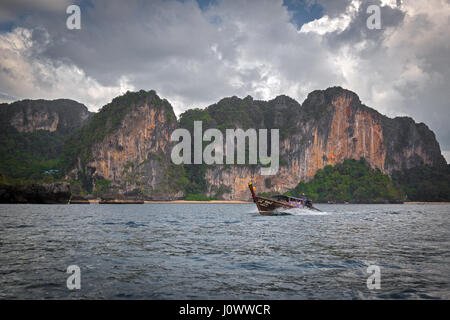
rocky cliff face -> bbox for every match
[0,99,92,134]
[1,88,444,200]
[200,87,446,200]
[58,87,446,201]
[67,90,180,200]
[0,99,94,182]
[0,182,71,204]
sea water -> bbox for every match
[0,203,449,299]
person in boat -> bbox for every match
[301,193,306,208]
[290,199,301,208]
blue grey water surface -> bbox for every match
[0,203,449,299]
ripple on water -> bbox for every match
[0,203,449,299]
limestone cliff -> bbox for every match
[66,90,180,200]
[60,87,445,201]
[0,99,93,182]
[197,87,446,200]
[0,99,92,134]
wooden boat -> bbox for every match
[99,198,144,204]
[69,195,90,204]
[248,182,320,215]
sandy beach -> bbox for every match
[87,199,250,204]
[145,200,251,204]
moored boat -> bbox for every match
[248,182,320,215]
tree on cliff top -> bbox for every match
[286,158,405,203]
[392,164,450,201]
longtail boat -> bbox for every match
[248,182,320,215]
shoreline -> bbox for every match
[1,200,450,204]
[147,200,251,204]
[85,200,450,204]
[87,199,251,204]
[403,201,450,205]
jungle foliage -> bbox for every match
[286,159,405,203]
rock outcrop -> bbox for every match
[66,90,179,200]
[0,182,71,204]
[2,87,445,201]
[198,87,446,199]
[0,99,92,134]
[0,98,94,184]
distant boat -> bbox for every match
[248,182,321,215]
[99,199,144,204]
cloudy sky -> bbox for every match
[0,0,449,160]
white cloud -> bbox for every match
[442,151,450,163]
[299,14,352,34]
[0,0,449,153]
[325,0,450,150]
[0,27,134,109]
[299,0,359,34]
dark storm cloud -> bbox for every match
[313,0,450,152]
[325,0,405,49]
[13,0,342,111]
[27,1,215,85]
[0,0,71,23]
[0,0,449,158]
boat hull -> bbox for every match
[253,196,295,215]
[248,182,320,215]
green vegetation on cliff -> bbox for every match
[174,95,301,198]
[392,164,450,201]
[185,193,217,201]
[1,89,448,202]
[0,99,91,183]
[61,90,174,172]
[0,130,65,183]
[286,159,405,203]
[179,95,301,138]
